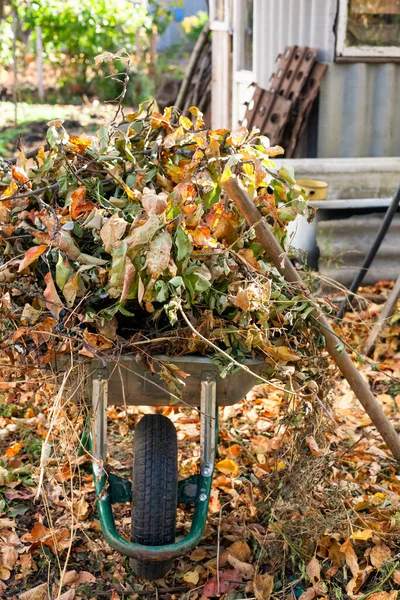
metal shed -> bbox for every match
[210,0,400,158]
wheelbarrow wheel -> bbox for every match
[131,414,178,580]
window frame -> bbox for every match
[336,0,400,59]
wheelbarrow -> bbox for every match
[89,355,265,580]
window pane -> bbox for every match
[239,0,253,70]
[346,0,400,47]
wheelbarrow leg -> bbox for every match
[91,366,108,471]
[200,372,217,480]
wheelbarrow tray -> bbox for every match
[95,354,266,406]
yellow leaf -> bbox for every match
[0,180,18,199]
[215,458,240,478]
[179,115,193,130]
[69,135,92,153]
[266,346,300,362]
[350,529,373,541]
[270,461,286,471]
[370,492,387,506]
[183,571,199,585]
[227,126,248,147]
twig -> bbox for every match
[110,54,131,130]
[217,504,222,596]
[7,143,50,165]
[35,365,73,499]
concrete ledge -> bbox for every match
[276,157,400,199]
[317,214,400,288]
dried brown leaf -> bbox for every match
[100,214,128,253]
[19,582,49,600]
[1,545,18,570]
[306,556,321,585]
[227,541,252,563]
[147,231,172,279]
[254,572,274,600]
[340,538,359,578]
[370,543,392,569]
[43,272,64,319]
[227,554,254,580]
[18,246,47,272]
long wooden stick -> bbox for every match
[223,177,400,461]
[363,274,400,356]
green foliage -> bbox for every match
[181,10,209,41]
[0,0,180,103]
[23,0,151,97]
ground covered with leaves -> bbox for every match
[0,283,400,600]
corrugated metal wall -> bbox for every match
[252,0,400,158]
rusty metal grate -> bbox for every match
[242,45,327,156]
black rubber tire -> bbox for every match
[130,414,178,580]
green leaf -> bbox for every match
[278,206,297,222]
[154,280,169,302]
[203,184,221,209]
[9,503,29,517]
[301,305,314,320]
[194,274,211,292]
[46,126,59,149]
[56,253,70,290]
[169,276,185,296]
[145,167,157,183]
[97,126,109,154]
[278,164,296,185]
[334,341,345,355]
[175,227,193,261]
[118,304,136,317]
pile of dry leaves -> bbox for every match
[0,103,325,394]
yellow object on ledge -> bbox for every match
[295,178,329,201]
